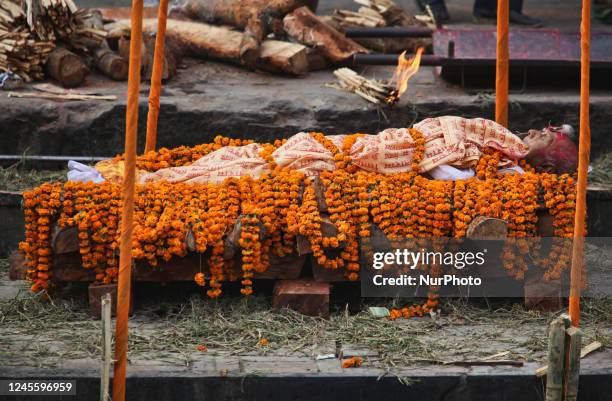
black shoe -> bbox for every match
[473,8,543,27]
[509,10,543,26]
[416,0,450,22]
[473,7,496,19]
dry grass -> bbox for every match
[1,274,610,371]
[0,164,66,192]
[590,153,612,187]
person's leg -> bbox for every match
[416,0,450,22]
[473,0,497,17]
[473,0,542,26]
[510,0,523,12]
[473,0,522,14]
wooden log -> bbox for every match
[118,35,178,80]
[93,46,128,81]
[130,18,310,75]
[545,317,568,401]
[305,47,330,71]
[296,214,340,255]
[564,326,582,401]
[258,40,309,75]
[223,215,268,260]
[45,47,88,88]
[73,8,128,81]
[52,250,304,282]
[118,35,148,73]
[537,210,555,237]
[283,6,367,64]
[88,283,133,320]
[8,250,27,281]
[312,221,388,282]
[96,6,159,21]
[52,226,79,254]
[174,0,318,64]
[313,175,328,212]
[363,0,424,27]
[54,254,96,281]
[465,216,507,238]
[273,279,330,317]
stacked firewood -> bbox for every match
[0,0,124,86]
[331,0,433,53]
[327,68,396,105]
[24,0,78,41]
[0,0,55,81]
[333,0,431,29]
[103,0,367,76]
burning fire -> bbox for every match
[388,47,424,104]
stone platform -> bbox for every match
[2,249,611,401]
[2,59,612,160]
[1,353,611,401]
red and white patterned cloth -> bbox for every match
[94,117,531,184]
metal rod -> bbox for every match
[0,155,107,162]
[352,53,612,68]
[353,53,443,66]
[344,26,434,38]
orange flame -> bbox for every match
[391,47,424,99]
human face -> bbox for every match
[524,128,555,155]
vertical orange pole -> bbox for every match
[495,0,509,127]
[569,0,591,327]
[112,1,143,400]
[144,0,169,153]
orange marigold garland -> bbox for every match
[19,137,579,304]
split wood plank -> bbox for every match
[535,340,602,377]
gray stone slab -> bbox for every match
[2,60,612,161]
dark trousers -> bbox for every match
[473,0,524,12]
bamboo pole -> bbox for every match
[144,0,169,153]
[545,317,567,401]
[100,293,112,401]
[568,0,591,328]
[111,0,144,400]
[495,0,509,127]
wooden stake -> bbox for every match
[564,327,582,401]
[100,293,112,401]
[545,317,567,401]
